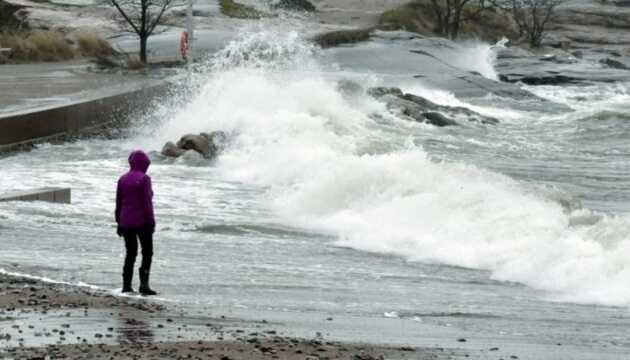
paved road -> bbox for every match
[0,61,166,115]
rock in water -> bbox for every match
[200,131,228,158]
[273,0,316,12]
[422,112,459,127]
[161,141,186,158]
[368,86,499,126]
[176,134,211,158]
[599,57,630,70]
[162,131,228,159]
[337,79,364,96]
[367,87,404,98]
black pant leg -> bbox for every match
[123,232,139,278]
[138,230,153,273]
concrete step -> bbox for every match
[0,188,71,204]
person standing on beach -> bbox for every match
[115,150,158,295]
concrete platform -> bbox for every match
[0,188,71,204]
[0,78,174,152]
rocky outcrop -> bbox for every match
[0,0,26,31]
[498,73,580,85]
[422,112,459,127]
[368,87,499,127]
[161,131,227,159]
[599,57,630,70]
[495,40,630,85]
[161,141,186,158]
[176,134,212,157]
[541,4,630,58]
[273,0,316,12]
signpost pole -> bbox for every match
[186,0,194,60]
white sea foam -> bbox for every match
[153,30,630,306]
[446,39,505,81]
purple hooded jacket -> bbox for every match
[115,150,155,231]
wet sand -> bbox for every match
[0,273,463,359]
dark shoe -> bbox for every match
[121,286,134,293]
[138,268,157,296]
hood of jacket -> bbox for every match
[128,150,151,173]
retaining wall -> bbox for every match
[0,79,175,152]
[0,187,71,204]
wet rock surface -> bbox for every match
[328,31,571,113]
[496,45,630,85]
[368,86,499,126]
[273,0,317,12]
[161,131,227,159]
[492,1,630,87]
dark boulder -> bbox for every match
[201,131,228,158]
[422,112,459,127]
[599,57,630,70]
[176,134,211,157]
[162,131,227,159]
[571,50,583,59]
[392,96,458,126]
[499,72,580,85]
[337,79,364,96]
[367,87,404,98]
[161,141,186,158]
[273,0,316,12]
[368,87,499,126]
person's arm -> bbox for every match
[144,176,156,232]
[115,179,123,237]
[115,179,122,224]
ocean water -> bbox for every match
[1,29,630,356]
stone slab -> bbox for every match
[0,187,71,204]
[0,79,175,152]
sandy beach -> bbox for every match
[0,273,466,359]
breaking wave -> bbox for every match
[154,29,630,306]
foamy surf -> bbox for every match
[149,29,630,307]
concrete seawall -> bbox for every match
[0,188,71,204]
[0,78,176,152]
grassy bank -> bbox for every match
[379,0,518,42]
[313,28,374,48]
[0,30,114,63]
[219,0,270,19]
[312,0,516,49]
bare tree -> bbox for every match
[109,0,177,63]
[430,0,488,39]
[494,0,564,47]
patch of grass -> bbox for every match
[126,55,146,70]
[0,30,115,63]
[74,32,115,57]
[219,0,270,19]
[379,2,435,35]
[379,0,518,41]
[0,30,76,62]
[29,31,76,60]
[460,5,518,41]
[313,28,373,48]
